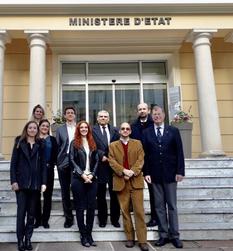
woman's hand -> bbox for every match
[11,182,19,191]
[81,174,92,183]
[41,184,47,192]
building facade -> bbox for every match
[0,1,233,159]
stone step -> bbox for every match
[185,158,233,168]
[1,221,233,242]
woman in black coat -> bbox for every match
[34,119,58,229]
[10,121,47,251]
[69,121,99,247]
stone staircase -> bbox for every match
[1,158,233,242]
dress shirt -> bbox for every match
[99,124,110,145]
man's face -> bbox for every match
[97,112,109,126]
[119,122,131,138]
[137,103,149,119]
[152,108,165,126]
[64,109,76,123]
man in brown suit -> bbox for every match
[108,122,148,251]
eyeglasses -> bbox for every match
[121,127,130,131]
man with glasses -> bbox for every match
[92,110,120,228]
[109,122,148,251]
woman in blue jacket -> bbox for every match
[10,121,47,251]
[69,121,99,247]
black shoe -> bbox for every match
[154,237,170,247]
[125,240,135,248]
[17,240,25,251]
[146,219,157,227]
[25,239,33,250]
[112,222,120,228]
[33,221,41,228]
[64,219,73,228]
[42,222,50,229]
[87,234,97,246]
[171,238,183,248]
[99,222,106,228]
[81,235,90,247]
[139,243,149,251]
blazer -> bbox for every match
[108,139,145,192]
[44,136,58,168]
[69,140,99,179]
[56,124,70,169]
[142,125,185,183]
[10,137,47,190]
[92,124,119,183]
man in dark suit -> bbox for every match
[143,106,185,249]
[56,106,76,228]
[92,110,120,228]
[131,102,157,227]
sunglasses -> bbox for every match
[121,127,130,131]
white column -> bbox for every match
[191,29,225,157]
[25,31,49,118]
[0,31,10,160]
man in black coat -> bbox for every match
[130,103,157,227]
[143,106,185,249]
[92,110,120,228]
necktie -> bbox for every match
[157,127,162,143]
[102,126,108,146]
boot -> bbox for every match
[25,238,33,250]
[87,234,97,246]
[80,234,90,247]
[17,240,25,251]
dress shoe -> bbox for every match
[112,222,120,228]
[139,243,149,251]
[154,237,170,247]
[80,235,90,247]
[64,219,73,228]
[17,240,25,251]
[171,238,183,248]
[146,219,157,227]
[25,239,33,250]
[125,240,135,248]
[99,223,106,228]
[87,234,97,246]
[42,222,50,229]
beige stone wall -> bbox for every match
[2,39,52,160]
[180,38,233,157]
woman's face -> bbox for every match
[79,123,88,137]
[27,123,38,138]
[39,122,50,135]
[34,108,44,120]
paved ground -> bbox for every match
[1,241,233,251]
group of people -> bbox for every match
[10,102,185,251]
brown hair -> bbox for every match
[73,121,96,151]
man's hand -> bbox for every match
[123,169,134,178]
[144,175,151,184]
[11,182,19,191]
[176,174,184,182]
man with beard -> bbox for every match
[131,103,157,227]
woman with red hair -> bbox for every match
[69,121,99,247]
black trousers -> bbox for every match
[147,182,157,221]
[35,167,54,224]
[57,166,73,222]
[97,179,120,225]
[71,177,97,236]
[15,189,39,241]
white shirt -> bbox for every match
[154,123,164,136]
[99,124,110,145]
[67,122,76,153]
